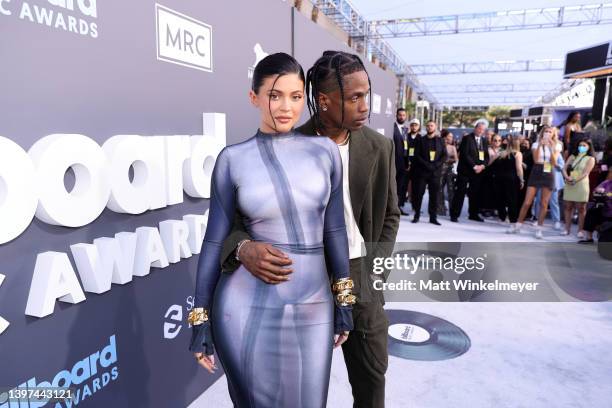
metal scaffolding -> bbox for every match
[438,96,538,106]
[368,3,612,38]
[427,83,560,93]
[314,0,437,103]
[534,79,588,104]
[312,1,594,108]
[411,59,563,75]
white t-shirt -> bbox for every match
[337,141,366,259]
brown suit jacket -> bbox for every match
[219,119,400,301]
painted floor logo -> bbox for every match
[0,0,98,39]
[155,3,213,73]
[0,335,119,407]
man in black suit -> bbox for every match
[411,120,447,225]
[450,121,489,222]
[393,108,409,215]
[406,118,421,211]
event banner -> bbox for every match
[0,1,398,407]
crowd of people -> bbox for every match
[393,109,612,243]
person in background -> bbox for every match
[579,174,612,243]
[437,129,457,216]
[518,137,534,221]
[406,118,421,211]
[393,108,410,215]
[501,135,510,150]
[450,121,489,222]
[411,120,447,225]
[562,139,596,238]
[597,138,612,185]
[485,129,495,146]
[481,133,503,219]
[492,138,524,231]
[532,136,565,230]
[560,111,582,160]
[488,134,503,163]
[512,126,559,239]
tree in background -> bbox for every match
[486,106,511,124]
[441,106,512,128]
[404,101,416,118]
[442,110,483,128]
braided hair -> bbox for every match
[305,51,372,131]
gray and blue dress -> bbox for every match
[190,129,353,407]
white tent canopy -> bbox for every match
[348,0,610,107]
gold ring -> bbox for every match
[196,354,204,361]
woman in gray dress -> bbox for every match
[187,53,354,407]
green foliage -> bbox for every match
[404,101,416,117]
[486,106,511,123]
[441,106,512,128]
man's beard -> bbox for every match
[397,118,405,124]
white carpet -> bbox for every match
[189,194,611,407]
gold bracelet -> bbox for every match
[336,292,357,306]
[332,277,354,293]
[187,308,209,326]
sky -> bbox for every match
[347,0,611,106]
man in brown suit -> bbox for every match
[220,51,399,407]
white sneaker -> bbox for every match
[577,231,585,239]
[515,223,523,233]
[506,224,517,234]
[560,230,569,236]
[554,222,561,230]
[535,229,543,239]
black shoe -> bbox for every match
[469,216,484,222]
[430,219,441,225]
[450,217,459,222]
[578,239,594,244]
[411,217,420,223]
[400,209,409,216]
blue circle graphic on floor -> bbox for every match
[386,309,471,361]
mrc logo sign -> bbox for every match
[155,3,213,73]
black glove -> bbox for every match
[189,322,215,355]
[334,305,353,334]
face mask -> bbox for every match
[578,146,588,154]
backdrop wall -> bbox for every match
[0,1,398,407]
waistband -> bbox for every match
[272,243,324,254]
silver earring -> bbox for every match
[322,105,328,111]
